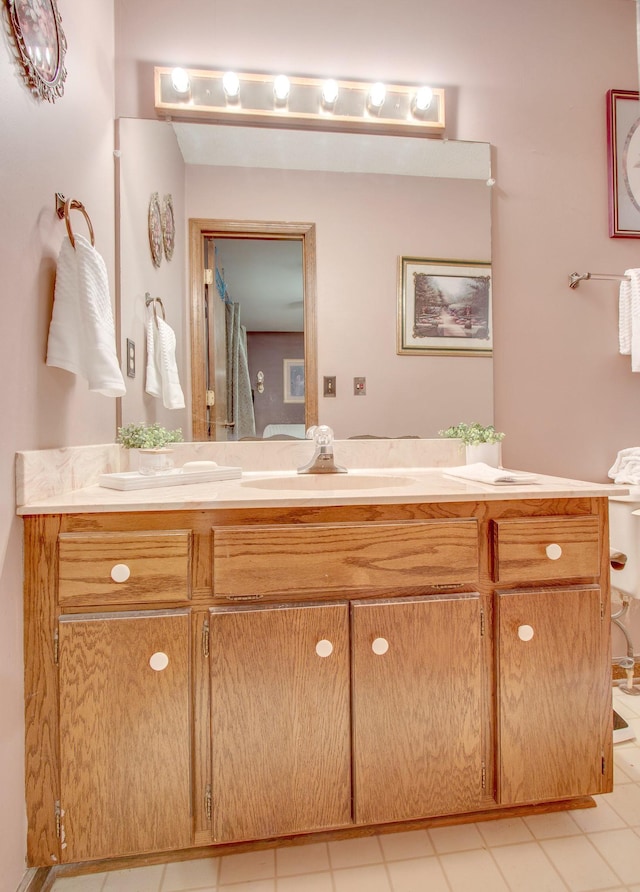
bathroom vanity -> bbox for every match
[18,443,620,873]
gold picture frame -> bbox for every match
[397,257,492,356]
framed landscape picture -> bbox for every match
[397,257,492,356]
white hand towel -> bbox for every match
[444,462,539,485]
[46,234,126,397]
[619,269,640,371]
[145,314,161,399]
[152,316,185,410]
[608,447,640,484]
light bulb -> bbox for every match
[273,75,290,103]
[321,79,339,107]
[171,67,190,95]
[222,71,240,99]
[368,82,386,109]
[414,86,433,112]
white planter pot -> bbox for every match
[465,442,502,468]
[136,448,175,476]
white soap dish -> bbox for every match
[99,466,242,491]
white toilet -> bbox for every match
[609,494,640,602]
[608,495,640,741]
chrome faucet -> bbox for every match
[297,425,347,474]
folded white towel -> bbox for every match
[444,462,539,485]
[145,315,161,399]
[46,234,126,397]
[145,309,185,410]
[619,269,640,371]
[608,447,640,484]
[156,316,185,409]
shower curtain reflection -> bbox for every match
[225,301,256,439]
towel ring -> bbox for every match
[145,294,166,327]
[55,193,95,248]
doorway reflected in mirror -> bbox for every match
[190,220,318,441]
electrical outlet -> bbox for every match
[126,339,136,378]
[323,376,336,397]
[354,376,366,395]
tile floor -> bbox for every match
[51,686,640,892]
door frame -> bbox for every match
[189,219,318,441]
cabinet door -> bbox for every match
[497,585,609,804]
[210,602,351,842]
[352,594,485,825]
[58,610,192,862]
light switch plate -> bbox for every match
[354,376,366,395]
[323,376,336,397]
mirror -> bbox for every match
[116,119,492,441]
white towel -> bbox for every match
[145,314,161,399]
[46,234,126,397]
[444,462,539,485]
[619,269,640,371]
[145,311,185,410]
[608,447,640,484]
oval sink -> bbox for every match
[241,474,416,491]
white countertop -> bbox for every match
[16,466,625,516]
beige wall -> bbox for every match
[117,118,189,433]
[1,3,116,888]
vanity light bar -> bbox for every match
[154,67,445,138]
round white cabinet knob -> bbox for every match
[149,651,169,671]
[316,639,334,658]
[110,563,131,583]
[372,637,389,655]
[545,543,562,560]
[518,624,535,642]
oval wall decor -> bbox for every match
[5,0,67,102]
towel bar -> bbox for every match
[569,271,630,289]
[55,193,95,248]
[145,293,166,326]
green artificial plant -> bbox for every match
[116,422,184,449]
[438,422,505,446]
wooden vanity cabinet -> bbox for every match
[209,602,352,842]
[351,593,485,824]
[492,511,612,805]
[57,610,192,862]
[496,585,609,805]
[23,496,613,871]
[209,592,485,843]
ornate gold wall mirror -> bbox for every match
[5,0,67,102]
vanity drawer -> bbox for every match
[212,519,479,598]
[491,516,600,584]
[58,531,192,605]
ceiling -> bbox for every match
[212,237,303,332]
[173,122,491,178]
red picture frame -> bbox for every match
[607,89,640,238]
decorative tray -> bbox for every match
[99,466,242,491]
